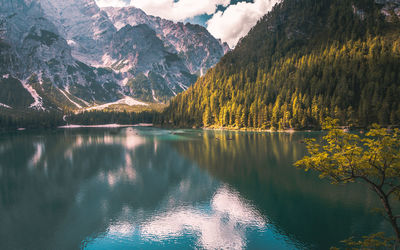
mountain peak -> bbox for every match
[103,6,228,75]
[0,0,228,110]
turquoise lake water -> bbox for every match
[0,127,387,249]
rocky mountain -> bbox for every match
[36,0,116,65]
[103,6,230,75]
[34,0,229,102]
[0,0,228,112]
[108,24,198,102]
[0,0,123,111]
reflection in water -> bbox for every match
[29,142,44,169]
[171,130,388,248]
[141,186,265,249]
[0,128,389,250]
[89,186,269,250]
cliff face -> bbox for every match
[104,6,230,76]
[34,1,229,101]
[37,0,116,64]
[0,0,228,111]
[0,0,122,110]
[107,24,196,102]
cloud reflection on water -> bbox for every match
[0,128,384,250]
[29,142,44,169]
[100,186,267,250]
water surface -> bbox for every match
[0,127,387,249]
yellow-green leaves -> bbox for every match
[296,118,400,247]
[339,232,395,249]
[296,119,400,187]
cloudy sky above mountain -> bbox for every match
[95,0,280,48]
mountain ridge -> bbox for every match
[159,0,400,129]
[103,6,230,75]
[0,0,228,113]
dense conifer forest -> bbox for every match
[158,0,400,130]
[0,110,155,130]
[65,110,155,125]
[0,110,64,130]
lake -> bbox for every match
[0,127,388,249]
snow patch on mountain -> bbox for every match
[59,88,83,109]
[21,80,45,111]
[85,96,148,111]
[0,103,12,109]
[65,87,90,106]
[151,89,159,102]
[0,0,230,107]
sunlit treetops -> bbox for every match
[158,0,400,129]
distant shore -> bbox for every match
[156,124,322,133]
[58,123,153,129]
[158,124,399,133]
[201,127,320,133]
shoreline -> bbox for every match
[156,124,324,133]
[58,123,153,129]
[201,127,318,133]
[157,124,394,133]
[6,123,392,132]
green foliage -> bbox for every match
[335,232,395,249]
[158,0,400,129]
[0,110,156,129]
[127,72,174,103]
[0,110,64,130]
[296,118,400,245]
[0,77,34,108]
[295,118,400,187]
[0,108,159,130]
[28,75,83,110]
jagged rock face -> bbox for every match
[103,7,230,75]
[0,0,229,110]
[0,0,122,110]
[35,2,228,93]
[106,24,196,102]
[36,0,117,65]
[108,24,167,73]
[0,0,73,80]
[1,14,74,81]
[34,1,228,102]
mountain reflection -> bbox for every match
[1,128,274,250]
[0,128,389,250]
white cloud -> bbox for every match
[128,0,230,22]
[95,0,280,48]
[96,0,129,7]
[207,0,280,48]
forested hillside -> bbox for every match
[159,0,400,129]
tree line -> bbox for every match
[157,0,400,130]
[65,110,155,125]
[0,110,156,130]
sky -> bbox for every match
[95,0,280,48]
